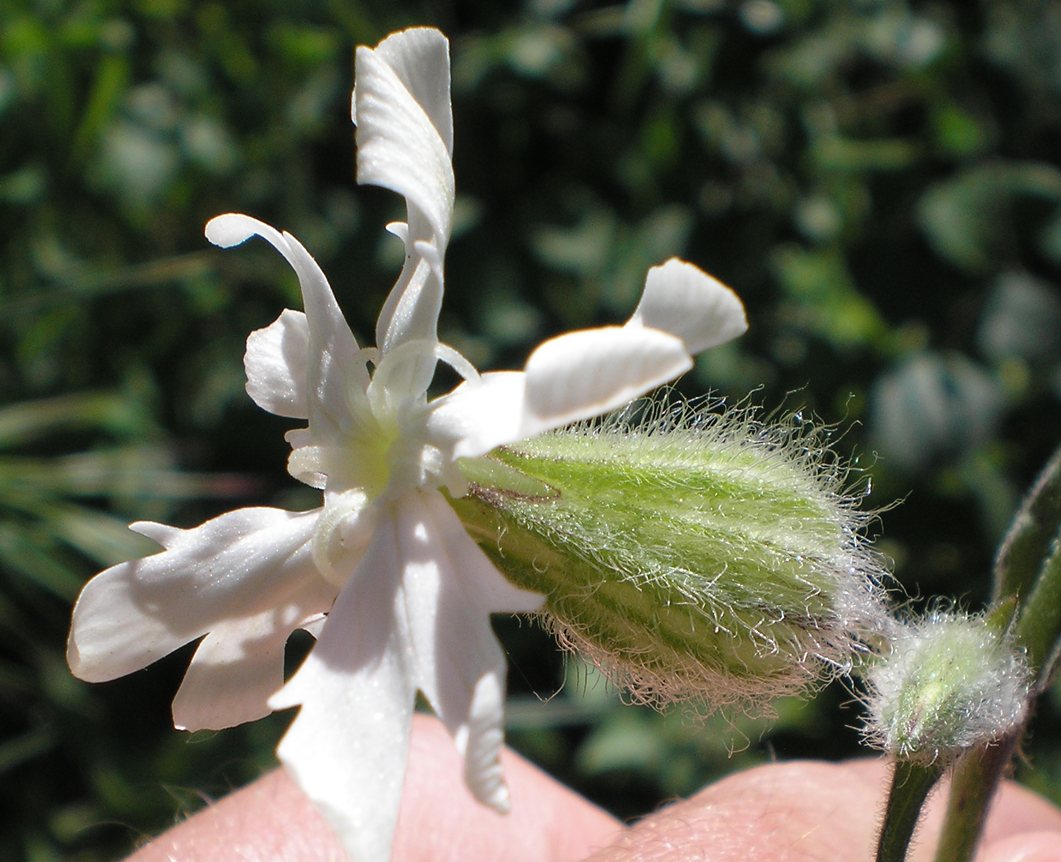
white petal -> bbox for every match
[361,28,453,156]
[67,507,326,683]
[129,521,181,545]
[353,37,453,252]
[244,309,310,419]
[403,490,543,617]
[430,327,691,459]
[429,326,691,460]
[628,258,748,354]
[171,589,329,732]
[523,325,691,426]
[355,34,453,363]
[267,491,539,862]
[206,212,288,257]
[427,371,527,461]
[403,491,542,809]
[269,513,416,862]
[428,264,747,460]
[205,214,368,439]
[374,256,442,395]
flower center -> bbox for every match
[293,338,479,584]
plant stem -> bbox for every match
[926,447,1060,862]
[932,731,1020,862]
[876,759,943,862]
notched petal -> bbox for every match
[172,591,329,731]
[67,508,326,683]
[399,493,541,811]
[270,516,416,862]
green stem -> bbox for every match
[876,759,944,862]
[932,732,1020,862]
[927,447,1060,862]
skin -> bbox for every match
[129,715,1061,862]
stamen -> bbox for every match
[434,342,480,384]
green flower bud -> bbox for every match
[452,399,892,712]
[863,612,1032,763]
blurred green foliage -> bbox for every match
[2,0,1059,859]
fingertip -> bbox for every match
[981,779,1061,845]
[980,830,1061,862]
[585,759,884,862]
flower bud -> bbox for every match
[863,611,1032,763]
[451,399,892,713]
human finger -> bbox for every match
[583,758,1061,862]
[126,713,621,862]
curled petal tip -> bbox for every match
[204,213,264,248]
[633,258,748,354]
[385,221,409,241]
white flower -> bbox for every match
[66,26,748,862]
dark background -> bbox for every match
[2,1,1059,858]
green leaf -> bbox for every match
[994,445,1061,606]
[1015,530,1061,685]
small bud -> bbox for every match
[863,611,1032,763]
[452,398,892,713]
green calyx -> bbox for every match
[863,612,1031,763]
[451,400,892,712]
